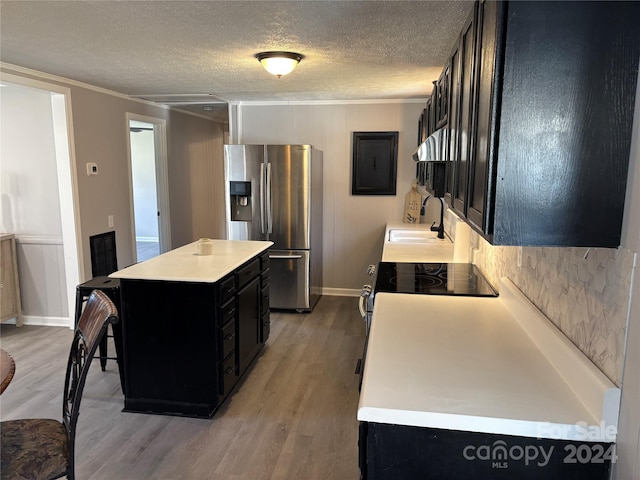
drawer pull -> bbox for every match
[225,366,235,375]
[225,333,235,341]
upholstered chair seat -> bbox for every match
[1,418,70,480]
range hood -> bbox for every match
[412,127,448,162]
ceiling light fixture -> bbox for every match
[255,51,304,78]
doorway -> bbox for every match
[0,75,81,327]
[126,114,170,262]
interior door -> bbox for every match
[126,114,170,263]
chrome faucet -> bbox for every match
[421,195,445,239]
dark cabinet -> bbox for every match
[443,0,640,247]
[466,0,501,233]
[435,69,449,129]
[120,250,269,418]
[237,276,261,375]
[451,6,478,217]
[259,251,271,343]
[359,422,613,480]
[444,40,461,205]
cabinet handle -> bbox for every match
[225,366,235,375]
[244,270,256,277]
[225,333,235,341]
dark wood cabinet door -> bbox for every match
[436,65,450,129]
[492,1,640,246]
[466,0,503,234]
[451,6,477,217]
[445,44,461,206]
[237,276,260,375]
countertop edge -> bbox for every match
[110,240,273,283]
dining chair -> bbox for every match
[0,290,119,480]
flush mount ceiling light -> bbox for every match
[255,51,304,78]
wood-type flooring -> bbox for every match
[0,295,364,480]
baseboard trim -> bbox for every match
[5,315,73,328]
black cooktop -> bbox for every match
[374,262,498,297]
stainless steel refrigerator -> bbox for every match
[223,144,323,311]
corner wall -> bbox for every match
[237,101,426,292]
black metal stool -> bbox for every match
[75,276,125,393]
[75,231,125,393]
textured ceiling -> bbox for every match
[0,1,473,116]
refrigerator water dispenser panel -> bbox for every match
[230,181,252,221]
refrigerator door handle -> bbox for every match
[269,254,304,259]
[266,162,273,234]
[260,162,266,234]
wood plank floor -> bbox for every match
[0,295,365,480]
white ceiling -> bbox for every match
[0,1,473,119]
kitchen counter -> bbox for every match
[381,221,471,263]
[358,278,619,442]
[110,239,272,418]
[110,239,273,282]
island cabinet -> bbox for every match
[445,0,640,247]
[112,240,272,418]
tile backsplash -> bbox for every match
[468,231,635,386]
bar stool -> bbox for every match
[74,231,125,393]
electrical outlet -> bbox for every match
[86,163,98,176]
[108,215,114,228]
[517,246,523,267]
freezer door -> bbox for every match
[269,250,313,311]
[266,145,311,249]
[224,145,265,241]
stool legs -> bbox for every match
[99,335,108,371]
[75,284,125,394]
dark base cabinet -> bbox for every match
[119,251,270,418]
[359,422,613,480]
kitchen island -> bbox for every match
[110,239,272,418]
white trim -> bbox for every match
[1,62,217,122]
[237,98,429,107]
[3,315,73,329]
[0,72,81,329]
[1,62,167,108]
[15,236,63,245]
[125,113,171,262]
[322,287,361,297]
[136,236,159,243]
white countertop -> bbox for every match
[358,279,619,441]
[381,223,454,263]
[110,239,273,283]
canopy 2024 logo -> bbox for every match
[462,441,616,469]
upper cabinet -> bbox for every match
[450,7,478,218]
[442,0,640,247]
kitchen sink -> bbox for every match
[387,229,450,244]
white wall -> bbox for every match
[613,65,640,480]
[129,124,158,240]
[238,101,427,292]
[0,83,68,321]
